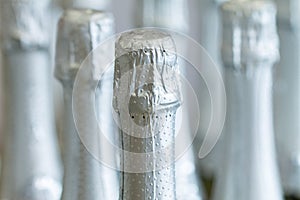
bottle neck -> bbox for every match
[1,48,61,199]
[214,63,283,200]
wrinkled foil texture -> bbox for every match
[0,1,62,198]
[55,9,114,82]
[114,30,181,200]
[1,0,51,51]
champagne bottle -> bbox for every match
[213,1,283,200]
[0,0,62,199]
[55,9,118,200]
[114,29,180,200]
[274,0,300,199]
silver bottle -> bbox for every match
[213,1,283,200]
[136,1,204,199]
[274,0,300,198]
[55,9,119,200]
[0,0,62,199]
[114,29,181,200]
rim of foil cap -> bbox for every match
[114,29,181,114]
[116,29,176,57]
[221,0,279,68]
[55,9,114,82]
[275,0,300,29]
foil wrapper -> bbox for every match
[274,0,300,198]
[114,29,181,200]
[0,0,62,199]
[213,1,283,200]
[55,9,119,200]
[136,1,204,199]
[55,9,114,82]
[1,0,51,51]
[221,0,279,72]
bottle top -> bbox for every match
[221,0,279,70]
[114,29,181,115]
[55,9,114,82]
[1,0,51,51]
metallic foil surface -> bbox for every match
[55,9,119,200]
[212,1,283,200]
[0,0,62,199]
[274,0,300,198]
[1,0,51,51]
[55,9,114,82]
[136,1,204,199]
[221,0,279,72]
[114,29,181,200]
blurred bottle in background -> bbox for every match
[53,0,112,157]
[0,0,62,199]
[55,9,118,200]
[274,0,300,199]
[213,1,283,200]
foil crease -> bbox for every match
[55,9,114,82]
[274,0,300,197]
[1,0,51,51]
[221,0,279,72]
[136,0,204,196]
[55,9,118,200]
[114,30,181,200]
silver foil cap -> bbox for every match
[275,0,300,29]
[1,0,51,51]
[221,0,279,70]
[114,29,181,116]
[114,29,181,200]
[55,9,114,82]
